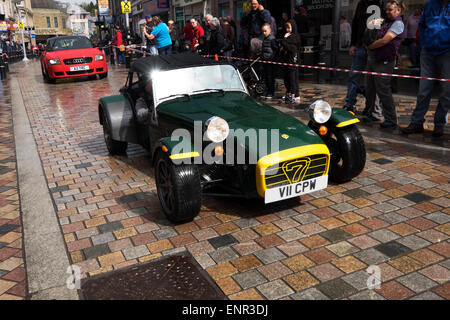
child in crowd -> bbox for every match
[196,36,208,55]
[260,23,278,99]
[181,40,192,52]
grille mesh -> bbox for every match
[63,57,93,65]
[264,154,328,189]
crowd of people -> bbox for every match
[108,0,448,136]
[344,0,448,137]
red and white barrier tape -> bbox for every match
[104,47,449,83]
[204,55,450,83]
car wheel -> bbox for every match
[42,65,55,83]
[327,125,366,183]
[88,75,97,80]
[99,72,108,79]
[155,151,201,223]
[102,113,127,154]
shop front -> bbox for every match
[143,0,170,21]
[172,0,205,29]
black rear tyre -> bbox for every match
[155,151,201,223]
[328,125,366,183]
[102,112,127,154]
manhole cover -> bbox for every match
[80,254,226,300]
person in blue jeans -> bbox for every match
[143,16,172,56]
[344,0,385,115]
[401,0,449,137]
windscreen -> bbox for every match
[49,37,93,51]
[152,64,246,106]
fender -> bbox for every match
[98,95,138,143]
[152,136,200,164]
[328,108,360,128]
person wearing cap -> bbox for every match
[144,14,158,55]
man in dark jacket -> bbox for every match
[344,0,385,113]
[401,0,449,137]
[240,0,271,45]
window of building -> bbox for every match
[54,17,58,28]
[46,17,51,27]
[62,18,66,28]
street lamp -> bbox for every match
[13,0,28,61]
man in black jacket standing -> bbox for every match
[344,0,385,114]
[241,0,271,57]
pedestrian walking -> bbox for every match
[280,21,300,104]
[401,0,449,137]
[111,24,125,64]
[364,0,407,128]
[143,16,172,56]
[344,0,385,114]
[260,23,279,99]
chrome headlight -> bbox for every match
[205,116,229,143]
[95,54,104,61]
[309,100,332,124]
[48,58,61,65]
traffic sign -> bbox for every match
[121,1,131,13]
[18,22,24,29]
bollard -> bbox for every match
[0,65,6,80]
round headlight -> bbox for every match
[309,100,332,124]
[205,117,229,143]
[95,54,104,61]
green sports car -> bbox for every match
[99,53,366,223]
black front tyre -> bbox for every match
[155,151,201,223]
[102,113,127,154]
[327,125,366,183]
[99,72,108,79]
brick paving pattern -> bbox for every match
[8,61,450,300]
[0,81,27,300]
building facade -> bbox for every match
[31,0,71,44]
[65,4,90,37]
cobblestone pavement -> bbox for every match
[9,60,450,300]
[0,81,27,300]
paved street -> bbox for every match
[0,81,26,300]
[1,59,449,300]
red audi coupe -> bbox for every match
[40,35,107,83]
